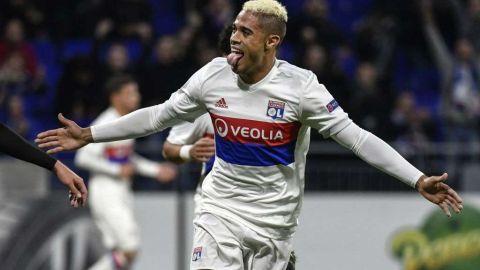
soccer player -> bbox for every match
[162,21,297,270]
[0,122,87,207]
[74,75,177,270]
[37,1,463,269]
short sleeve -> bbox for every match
[300,72,351,137]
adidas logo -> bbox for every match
[215,98,228,108]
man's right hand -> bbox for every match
[156,163,177,183]
[120,163,136,178]
[190,137,215,163]
[36,113,93,154]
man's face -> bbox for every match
[229,11,268,75]
[116,82,140,113]
[6,20,23,43]
[108,45,128,71]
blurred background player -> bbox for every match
[74,75,177,270]
[0,121,86,207]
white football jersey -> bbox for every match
[170,58,351,239]
[75,108,160,183]
[93,58,352,239]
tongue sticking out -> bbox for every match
[227,52,243,67]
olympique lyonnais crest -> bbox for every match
[266,100,285,120]
[192,246,202,261]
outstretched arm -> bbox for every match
[299,73,462,216]
[37,59,212,152]
[37,107,162,154]
[37,91,205,153]
[332,122,462,217]
[0,122,87,207]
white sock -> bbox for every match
[88,253,116,270]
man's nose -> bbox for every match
[230,32,240,45]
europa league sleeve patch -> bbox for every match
[326,99,339,113]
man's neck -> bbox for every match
[240,57,276,84]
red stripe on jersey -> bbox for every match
[104,145,133,159]
[209,113,301,146]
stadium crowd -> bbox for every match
[0,0,479,189]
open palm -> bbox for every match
[416,173,463,217]
[36,114,90,154]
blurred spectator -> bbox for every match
[55,56,100,125]
[348,62,393,138]
[0,23,47,116]
[176,18,202,61]
[301,43,349,111]
[0,51,30,100]
[387,92,436,155]
[195,0,235,46]
[0,0,47,39]
[462,0,480,54]
[44,0,104,40]
[0,19,38,78]
[353,4,397,71]
[192,37,220,69]
[422,0,480,142]
[140,35,189,106]
[94,0,153,41]
[94,43,135,104]
[288,0,346,53]
[103,43,131,75]
[369,0,459,66]
[5,95,32,139]
[422,0,480,182]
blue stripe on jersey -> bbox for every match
[107,156,129,164]
[205,156,215,174]
[215,136,296,166]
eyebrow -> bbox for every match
[233,22,254,34]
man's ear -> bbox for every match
[265,34,281,50]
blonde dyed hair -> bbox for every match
[242,0,288,23]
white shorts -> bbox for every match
[89,178,140,251]
[190,212,293,270]
[193,184,203,220]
